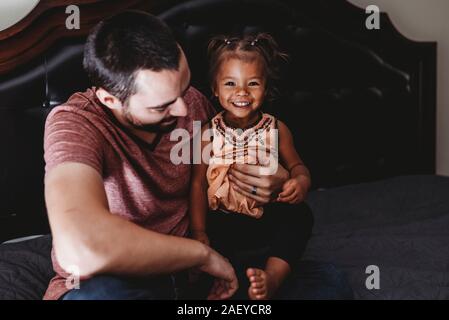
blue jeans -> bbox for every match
[62,274,176,300]
[61,261,353,300]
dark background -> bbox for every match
[0,0,436,242]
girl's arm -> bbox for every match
[277,120,311,203]
[189,123,212,245]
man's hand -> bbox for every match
[189,231,211,284]
[199,247,239,300]
[228,163,289,204]
[277,178,306,204]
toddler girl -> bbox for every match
[189,33,313,299]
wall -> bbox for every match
[0,0,40,31]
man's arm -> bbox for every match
[46,162,237,298]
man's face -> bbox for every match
[122,50,191,132]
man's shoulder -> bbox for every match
[185,86,217,120]
[185,86,207,103]
[46,88,102,126]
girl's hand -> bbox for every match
[192,230,210,246]
[277,178,305,204]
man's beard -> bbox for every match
[123,108,178,133]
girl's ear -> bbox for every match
[211,85,218,97]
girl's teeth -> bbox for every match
[233,102,250,107]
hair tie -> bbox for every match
[224,38,231,45]
[250,38,259,46]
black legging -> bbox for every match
[205,201,314,299]
[207,201,314,267]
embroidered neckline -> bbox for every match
[220,111,264,132]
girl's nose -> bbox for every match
[236,86,249,96]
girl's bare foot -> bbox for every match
[246,268,279,300]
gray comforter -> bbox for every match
[304,175,449,299]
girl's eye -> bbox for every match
[224,81,235,86]
[248,81,260,86]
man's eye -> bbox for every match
[150,107,167,112]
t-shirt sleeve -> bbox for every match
[44,109,104,175]
[189,87,217,121]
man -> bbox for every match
[43,11,297,300]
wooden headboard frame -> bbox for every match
[0,0,183,75]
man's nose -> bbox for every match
[169,97,188,117]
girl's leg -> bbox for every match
[263,201,314,265]
[245,201,314,299]
[206,209,267,299]
[260,202,353,299]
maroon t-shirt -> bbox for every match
[43,87,216,300]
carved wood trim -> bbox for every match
[0,0,175,75]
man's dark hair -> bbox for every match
[83,11,181,104]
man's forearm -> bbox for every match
[53,207,208,278]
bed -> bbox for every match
[0,0,444,299]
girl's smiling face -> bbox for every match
[214,56,266,122]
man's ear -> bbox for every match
[96,88,123,110]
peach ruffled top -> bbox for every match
[206,111,278,218]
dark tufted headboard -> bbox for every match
[0,0,436,241]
